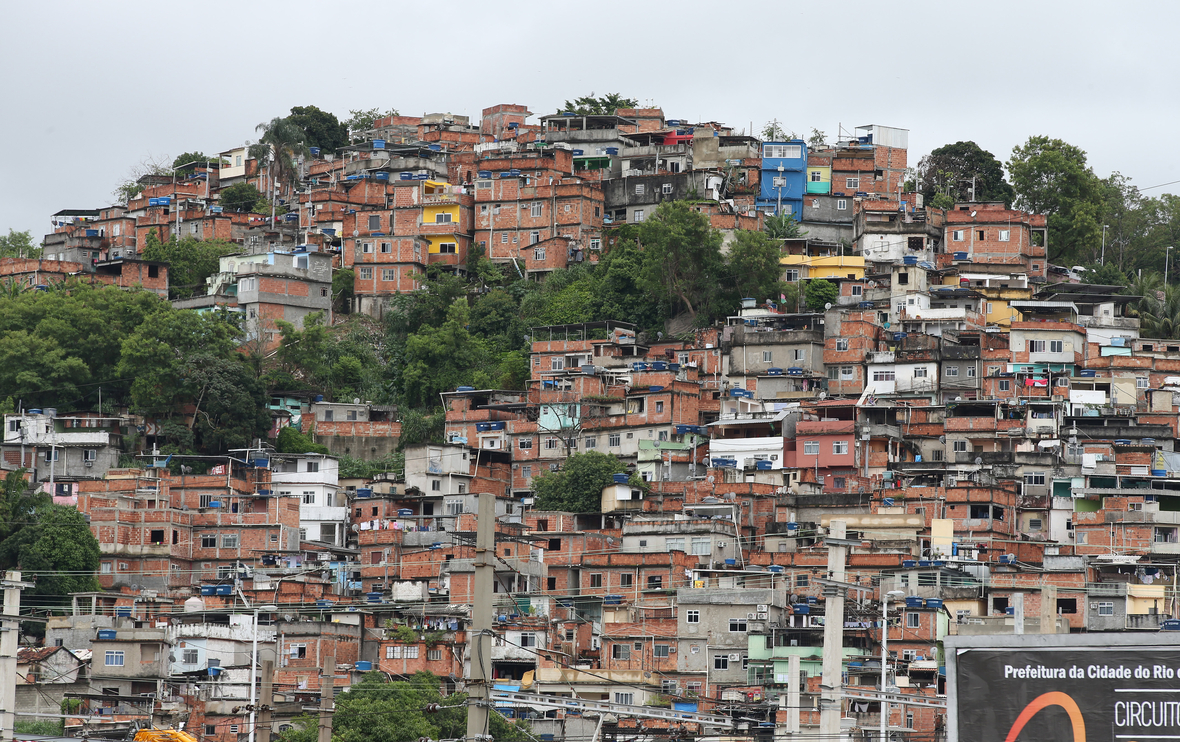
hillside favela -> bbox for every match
[2,97,1180,742]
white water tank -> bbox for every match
[184,597,206,613]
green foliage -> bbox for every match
[274,672,531,742]
[276,426,330,455]
[764,213,806,240]
[918,141,1015,206]
[804,278,838,311]
[561,92,638,115]
[333,268,355,314]
[808,127,827,149]
[0,472,100,614]
[269,314,389,404]
[16,721,63,735]
[929,192,955,210]
[638,201,725,320]
[761,120,794,141]
[1080,262,1130,286]
[724,230,785,307]
[338,450,403,479]
[250,117,311,186]
[402,299,491,407]
[288,105,349,151]
[344,107,400,140]
[1007,136,1104,263]
[532,451,627,513]
[171,152,214,177]
[141,230,240,299]
[398,409,446,448]
[0,229,41,259]
[220,182,265,213]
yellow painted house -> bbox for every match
[780,254,865,281]
[421,181,461,254]
[940,273,1033,327]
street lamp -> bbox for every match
[249,604,278,742]
[1167,246,1175,297]
[1101,224,1109,266]
[880,590,905,742]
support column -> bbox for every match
[0,571,32,742]
[257,660,274,742]
[316,657,334,742]
[466,491,495,742]
[818,521,847,740]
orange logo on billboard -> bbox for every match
[1004,692,1086,742]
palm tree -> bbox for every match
[249,117,310,189]
[1138,283,1180,339]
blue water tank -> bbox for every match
[768,565,784,573]
[767,367,784,376]
[215,585,233,596]
[97,630,116,640]
[793,604,810,614]
[905,596,924,608]
[612,473,629,483]
[903,255,918,265]
[200,585,215,596]
[309,147,321,156]
[356,660,373,670]
[755,460,773,470]
[478,170,491,179]
[398,508,413,517]
[372,140,386,149]
[374,172,389,180]
[399,172,414,180]
[456,386,475,391]
[926,598,944,609]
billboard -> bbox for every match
[952,641,1180,742]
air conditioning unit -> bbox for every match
[668,645,676,653]
[747,612,756,620]
[757,604,769,612]
[718,541,728,549]
[757,612,769,620]
[84,461,93,467]
[1051,395,1064,402]
[729,653,740,661]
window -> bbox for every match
[662,183,673,195]
[804,441,819,455]
[382,269,395,281]
[945,365,959,377]
[149,529,165,544]
[654,644,670,658]
[306,461,319,473]
[438,242,457,254]
[609,434,621,447]
[633,209,644,222]
[836,199,847,211]
[590,574,602,588]
[104,651,125,667]
[183,649,198,664]
[302,491,315,504]
[533,248,546,261]
[635,184,645,196]
[952,230,965,242]
[714,655,729,670]
[205,726,216,737]
[43,449,59,462]
[872,369,895,382]
[522,466,532,479]
[906,612,920,628]
[845,177,860,189]
[666,537,685,551]
[380,242,391,253]
[835,338,849,351]
[647,575,663,589]
[851,284,863,296]
[833,441,849,455]
[585,436,597,449]
[221,534,239,549]
[913,367,928,378]
[620,573,633,587]
[655,400,665,414]
[612,643,630,660]
[614,692,634,705]
[794,349,805,361]
[367,215,381,231]
[810,171,822,182]
[404,646,420,658]
[83,448,97,461]
[967,365,977,378]
[1029,340,1046,353]
[729,618,748,632]
[100,561,112,574]
[1049,340,1064,353]
[953,440,968,452]
[687,610,700,624]
[998,229,1011,242]
[359,267,373,280]
[764,144,802,159]
[431,480,442,492]
[362,242,373,253]
[589,238,601,251]
[840,366,854,380]
[544,438,559,450]
[977,230,986,240]
[796,573,809,587]
[529,231,540,245]
[501,233,508,243]
[519,633,536,648]
[230,725,239,734]
[1098,601,1115,616]
[999,379,1011,391]
[518,438,533,450]
[387,645,400,659]
[1025,471,1046,486]
[785,269,800,282]
[690,537,711,555]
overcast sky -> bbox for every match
[3,1,1178,238]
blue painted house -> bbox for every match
[757,140,807,219]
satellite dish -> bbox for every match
[975,457,983,465]
[955,396,962,401]
[707,476,715,483]
[824,303,833,310]
[938,435,946,444]
[657,332,664,340]
[353,398,361,404]
[283,614,295,622]
[819,392,827,399]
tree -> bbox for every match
[761,120,794,141]
[1007,136,1104,263]
[276,426,329,455]
[637,201,725,321]
[12,505,101,610]
[140,230,240,299]
[219,182,265,213]
[532,451,627,513]
[764,213,805,240]
[723,230,786,309]
[333,268,354,315]
[804,278,838,311]
[275,672,531,742]
[561,92,638,115]
[250,118,311,187]
[808,127,827,150]
[111,152,172,204]
[401,299,491,407]
[171,152,214,177]
[345,107,399,141]
[0,229,40,259]
[917,141,1015,206]
[287,105,349,151]
[1080,262,1129,287]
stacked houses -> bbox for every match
[6,104,1180,742]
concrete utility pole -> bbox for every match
[784,654,801,736]
[317,657,335,742]
[818,521,848,740]
[0,571,33,742]
[257,660,274,742]
[466,491,495,742]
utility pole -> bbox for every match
[257,660,274,742]
[466,491,495,742]
[317,657,335,742]
[785,654,801,736]
[818,521,848,740]
[0,571,33,742]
